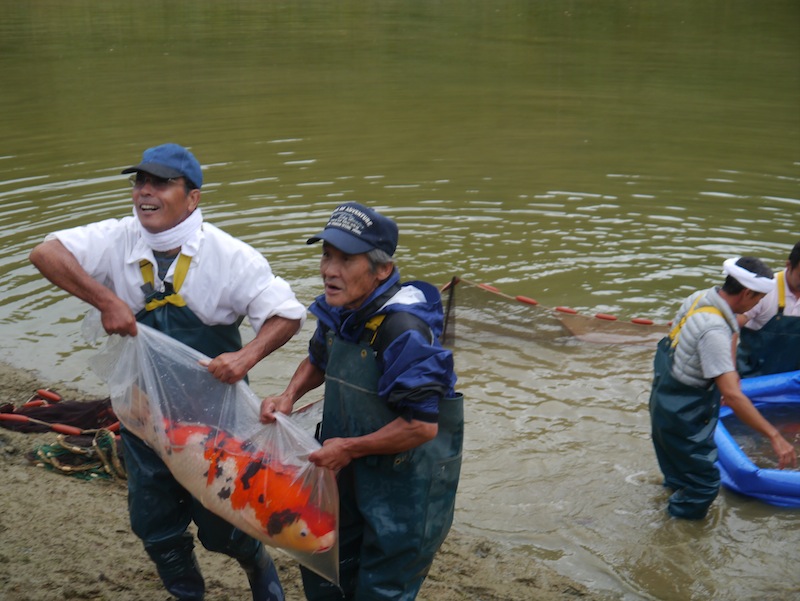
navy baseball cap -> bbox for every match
[122,143,203,189]
[307,202,399,256]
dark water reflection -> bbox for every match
[1,3,799,600]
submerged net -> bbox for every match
[440,276,669,346]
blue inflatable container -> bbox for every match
[715,370,800,507]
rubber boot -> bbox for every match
[238,545,285,601]
[147,540,205,601]
[164,571,206,601]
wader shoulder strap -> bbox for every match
[363,315,386,345]
[139,254,192,311]
[139,260,155,288]
[669,295,724,348]
[362,312,434,351]
[777,270,786,315]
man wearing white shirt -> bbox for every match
[737,241,800,377]
[30,143,304,601]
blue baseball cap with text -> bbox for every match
[122,143,203,189]
[307,202,398,256]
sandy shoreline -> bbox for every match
[0,362,618,601]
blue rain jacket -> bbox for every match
[307,269,456,421]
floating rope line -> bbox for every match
[441,276,670,346]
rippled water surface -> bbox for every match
[1,3,799,600]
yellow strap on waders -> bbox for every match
[364,315,387,345]
[139,254,192,311]
[777,270,786,312]
[668,295,724,349]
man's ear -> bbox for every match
[745,289,767,305]
[187,189,201,212]
[377,261,394,280]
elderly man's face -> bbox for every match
[131,171,199,234]
[319,243,393,310]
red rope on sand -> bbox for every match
[0,390,121,436]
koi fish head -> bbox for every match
[266,507,337,554]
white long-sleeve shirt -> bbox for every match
[48,216,306,334]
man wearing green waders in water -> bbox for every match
[261,202,463,600]
[649,257,797,520]
[30,143,306,600]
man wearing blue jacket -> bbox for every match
[261,202,463,600]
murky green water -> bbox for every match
[723,406,800,469]
[1,2,798,600]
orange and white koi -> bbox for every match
[162,421,336,554]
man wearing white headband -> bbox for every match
[29,143,305,601]
[649,256,796,520]
[737,241,800,377]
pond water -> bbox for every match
[723,405,800,470]
[1,2,798,600]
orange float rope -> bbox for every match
[440,276,669,345]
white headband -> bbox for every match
[722,258,775,294]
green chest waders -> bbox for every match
[135,255,243,358]
[737,274,800,377]
[301,332,463,601]
[649,300,725,519]
[123,256,274,599]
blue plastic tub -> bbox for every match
[715,370,800,507]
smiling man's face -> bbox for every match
[131,172,199,234]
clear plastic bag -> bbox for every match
[90,322,338,585]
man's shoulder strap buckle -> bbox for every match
[364,315,387,345]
